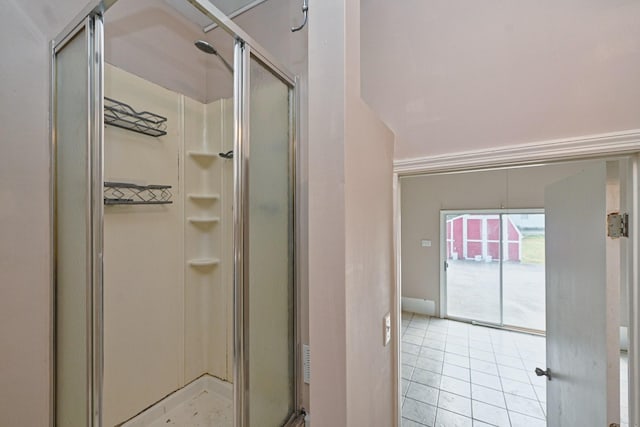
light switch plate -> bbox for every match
[421,239,432,247]
[383,312,391,346]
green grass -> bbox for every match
[521,235,545,264]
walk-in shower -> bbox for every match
[51,0,303,425]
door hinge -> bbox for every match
[607,212,629,238]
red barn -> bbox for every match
[446,214,521,262]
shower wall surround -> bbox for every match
[102,64,233,426]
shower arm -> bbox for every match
[217,55,234,74]
[291,0,308,32]
[194,40,234,73]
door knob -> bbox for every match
[535,367,551,380]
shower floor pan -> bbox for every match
[121,375,232,427]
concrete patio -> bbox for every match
[446,260,546,331]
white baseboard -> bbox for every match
[402,297,436,316]
[621,326,629,351]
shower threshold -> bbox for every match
[121,375,232,427]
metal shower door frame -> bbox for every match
[233,41,300,427]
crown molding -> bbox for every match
[394,129,640,175]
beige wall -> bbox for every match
[344,0,395,425]
[0,1,87,425]
[345,98,395,426]
[308,0,396,424]
[400,161,598,313]
[103,65,185,426]
[307,0,348,420]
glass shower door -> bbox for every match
[236,47,296,426]
[53,14,103,427]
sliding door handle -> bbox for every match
[535,367,551,380]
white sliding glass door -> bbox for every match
[443,211,546,332]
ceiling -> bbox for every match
[361,0,640,160]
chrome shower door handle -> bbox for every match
[535,367,551,380]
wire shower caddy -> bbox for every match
[104,97,168,137]
[104,182,173,205]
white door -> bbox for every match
[544,161,620,426]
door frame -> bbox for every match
[439,208,545,332]
[51,1,303,426]
[392,137,640,427]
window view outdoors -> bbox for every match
[445,213,545,331]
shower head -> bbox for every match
[195,39,218,55]
[194,40,234,74]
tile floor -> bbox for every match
[401,312,630,427]
[621,352,629,427]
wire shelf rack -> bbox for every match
[104,182,173,205]
[104,97,168,137]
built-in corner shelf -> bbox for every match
[188,258,220,268]
[188,193,220,202]
[188,151,218,160]
[187,216,220,225]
